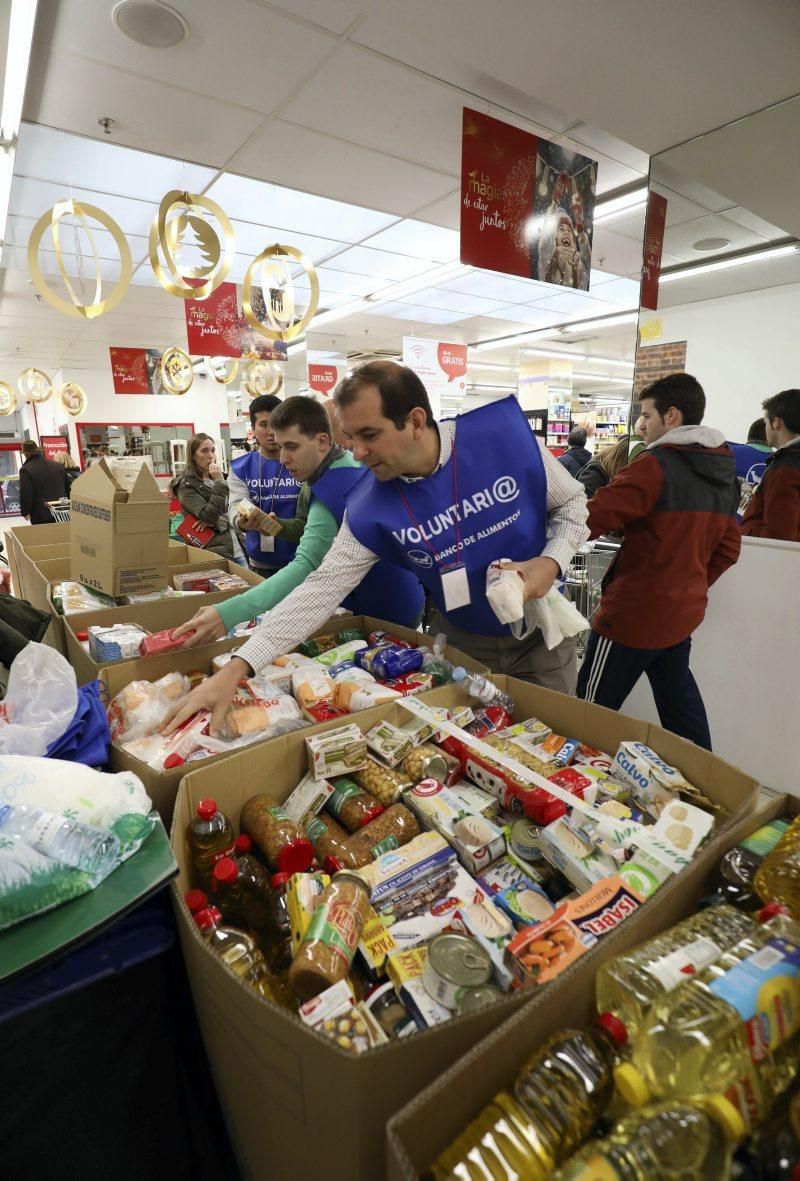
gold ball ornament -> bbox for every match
[0,382,17,416]
[160,346,194,395]
[18,367,53,403]
[207,356,239,385]
[27,198,132,319]
[149,190,235,300]
[241,243,319,341]
[59,381,88,417]
[243,357,284,398]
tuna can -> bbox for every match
[458,984,505,1014]
[510,818,544,863]
[422,932,492,1010]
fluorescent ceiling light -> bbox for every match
[521,348,634,369]
[559,311,639,334]
[467,383,517,392]
[1,0,38,142]
[474,309,638,353]
[467,360,517,371]
[659,242,799,283]
[286,341,306,357]
[573,373,631,383]
[303,263,472,336]
[593,185,648,225]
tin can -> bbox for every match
[458,984,504,1014]
[402,744,448,785]
[510,818,544,863]
[422,932,493,1010]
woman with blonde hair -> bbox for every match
[577,435,632,499]
[170,433,247,564]
[52,449,82,489]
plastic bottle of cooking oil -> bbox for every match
[552,1096,745,1181]
[429,1014,630,1180]
[754,813,800,917]
[614,910,800,1134]
[595,902,777,1038]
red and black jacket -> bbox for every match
[741,440,800,542]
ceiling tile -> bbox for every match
[592,226,649,276]
[228,219,348,263]
[438,271,534,301]
[588,276,641,305]
[480,304,567,327]
[397,287,507,315]
[364,301,464,325]
[663,214,765,262]
[413,188,461,230]
[720,206,789,240]
[360,220,460,263]
[10,176,154,236]
[322,245,431,282]
[260,0,362,35]
[531,291,630,317]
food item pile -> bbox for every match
[53,567,251,617]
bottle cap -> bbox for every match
[359,803,386,827]
[164,753,186,769]
[613,1063,650,1107]
[277,838,314,875]
[235,834,253,855]
[196,799,218,821]
[595,1011,628,1047]
[452,666,467,683]
[758,901,789,923]
[76,630,89,642]
[185,889,208,913]
[212,857,238,884]
[702,1094,746,1143]
[194,906,223,930]
[271,872,291,889]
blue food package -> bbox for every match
[477,854,556,927]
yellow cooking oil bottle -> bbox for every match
[552,1095,745,1181]
[595,902,777,1038]
[429,1015,629,1180]
[755,813,800,917]
[614,910,800,1133]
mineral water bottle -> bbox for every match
[421,633,456,685]
[595,902,769,1038]
[616,911,800,1132]
[452,667,515,714]
[0,801,120,876]
[187,798,235,887]
[755,814,800,917]
[430,1014,628,1179]
[553,1096,745,1181]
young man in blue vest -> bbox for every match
[173,394,424,645]
[227,394,304,575]
[166,362,588,735]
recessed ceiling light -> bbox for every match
[693,237,731,252]
[112,2,188,48]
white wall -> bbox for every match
[640,282,800,439]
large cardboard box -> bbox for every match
[70,459,170,597]
[386,788,793,1180]
[169,676,759,1181]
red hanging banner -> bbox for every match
[641,192,668,311]
[109,347,150,394]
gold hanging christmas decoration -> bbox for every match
[27,198,132,318]
[241,243,319,341]
[242,356,284,398]
[207,356,239,385]
[149,191,235,300]
[160,346,193,394]
[59,381,88,417]
[0,382,16,416]
[18,367,53,403]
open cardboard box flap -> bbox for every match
[169,675,760,1181]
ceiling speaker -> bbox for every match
[112,1,188,48]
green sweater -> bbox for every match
[215,452,357,630]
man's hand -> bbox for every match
[163,659,247,737]
[171,606,227,647]
[503,556,560,601]
[262,512,282,536]
[237,504,279,535]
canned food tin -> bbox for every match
[510,818,544,863]
[423,933,492,1010]
[402,745,448,784]
[458,984,504,1014]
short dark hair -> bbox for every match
[334,361,434,430]
[763,389,800,434]
[639,373,706,426]
[568,426,588,448]
[270,395,332,439]
[22,440,41,457]
[249,393,282,429]
[747,417,768,444]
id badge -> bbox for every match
[441,563,471,611]
[260,534,275,553]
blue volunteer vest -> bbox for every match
[230,451,302,569]
[312,459,424,627]
[345,397,548,636]
[727,441,770,488]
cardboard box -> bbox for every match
[70,459,170,597]
[385,787,790,1181]
[169,676,759,1181]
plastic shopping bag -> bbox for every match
[0,643,78,757]
[525,588,590,649]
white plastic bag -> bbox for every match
[0,643,78,757]
[525,588,590,649]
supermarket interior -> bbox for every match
[1,2,799,1179]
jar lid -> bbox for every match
[196,799,218,820]
[277,838,314,875]
[359,803,386,827]
[331,869,371,896]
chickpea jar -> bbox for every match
[288,871,371,1001]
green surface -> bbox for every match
[0,821,177,982]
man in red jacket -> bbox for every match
[576,373,741,749]
[741,388,800,541]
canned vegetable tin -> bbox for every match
[510,818,544,863]
[458,984,505,1014]
[423,933,492,1010]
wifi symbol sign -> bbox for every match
[409,343,426,362]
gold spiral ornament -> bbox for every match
[241,243,319,341]
[207,356,239,385]
[0,382,17,416]
[18,367,53,403]
[243,357,284,398]
[149,191,235,300]
[59,381,88,417]
[160,346,194,394]
[27,198,132,318]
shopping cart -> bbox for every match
[565,538,619,654]
[46,498,71,523]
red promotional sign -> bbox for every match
[641,192,668,311]
[437,343,467,382]
[185,281,241,357]
[110,347,150,394]
[40,435,69,461]
[307,364,339,397]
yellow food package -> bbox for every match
[286,871,330,955]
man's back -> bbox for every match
[19,453,69,523]
[741,439,800,541]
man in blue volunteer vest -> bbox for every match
[165,362,588,735]
[172,394,424,649]
[727,417,773,519]
[227,394,303,575]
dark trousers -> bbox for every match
[576,631,712,750]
